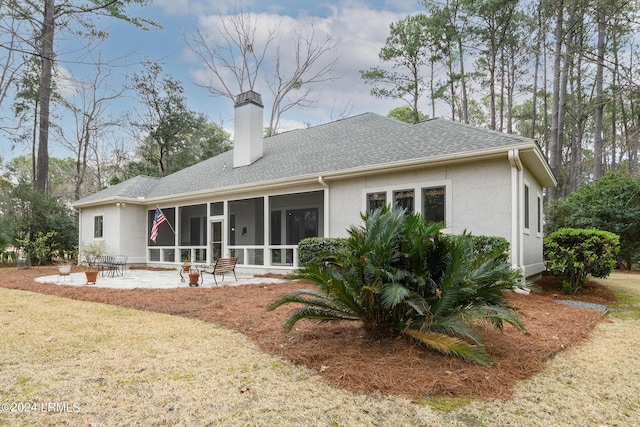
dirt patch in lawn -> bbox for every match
[0,267,615,400]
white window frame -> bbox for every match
[523,182,530,235]
[536,191,543,238]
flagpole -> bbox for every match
[157,205,177,235]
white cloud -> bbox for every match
[159,0,426,130]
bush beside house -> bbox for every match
[545,171,640,269]
[298,237,349,266]
[544,228,620,294]
[298,234,510,267]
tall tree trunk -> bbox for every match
[489,46,497,130]
[430,57,436,119]
[548,0,564,200]
[531,8,541,140]
[593,0,606,180]
[569,54,584,193]
[448,62,456,121]
[542,32,550,157]
[499,47,505,132]
[457,36,469,123]
[611,31,620,170]
[630,100,639,178]
[35,0,55,193]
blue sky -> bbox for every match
[4,0,432,161]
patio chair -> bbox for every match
[96,256,117,277]
[112,255,128,276]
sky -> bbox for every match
[2,0,434,161]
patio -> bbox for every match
[34,268,288,289]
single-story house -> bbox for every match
[72,90,556,277]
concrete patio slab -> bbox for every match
[35,269,289,289]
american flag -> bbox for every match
[150,207,167,243]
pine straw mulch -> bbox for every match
[0,266,616,401]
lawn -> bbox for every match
[1,267,639,426]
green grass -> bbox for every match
[609,289,640,320]
[418,396,473,412]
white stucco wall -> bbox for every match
[522,168,546,277]
[78,156,549,276]
[323,156,557,277]
[79,204,148,265]
[327,158,513,244]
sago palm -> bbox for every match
[268,207,528,365]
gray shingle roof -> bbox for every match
[74,114,536,206]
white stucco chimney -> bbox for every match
[233,90,264,168]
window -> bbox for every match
[537,195,542,235]
[393,189,414,212]
[422,186,445,223]
[94,216,103,238]
[364,180,451,232]
[367,192,386,214]
[524,185,530,230]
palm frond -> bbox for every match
[426,315,484,346]
[466,305,527,332]
[281,306,361,332]
[403,329,493,366]
[380,281,411,309]
[291,263,365,316]
[266,288,330,311]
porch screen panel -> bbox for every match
[210,202,223,216]
[147,208,175,246]
[286,208,318,245]
[179,204,207,245]
[228,197,264,245]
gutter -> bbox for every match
[318,176,329,237]
[508,149,524,272]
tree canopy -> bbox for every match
[545,171,640,268]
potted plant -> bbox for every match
[181,254,191,272]
[81,241,108,284]
[188,267,200,286]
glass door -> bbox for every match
[210,220,223,262]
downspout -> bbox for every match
[508,150,524,272]
[318,176,329,237]
[75,207,82,266]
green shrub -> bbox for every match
[544,228,620,294]
[443,234,510,263]
[270,207,526,366]
[298,237,348,266]
[545,171,640,269]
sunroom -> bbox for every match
[146,190,325,270]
